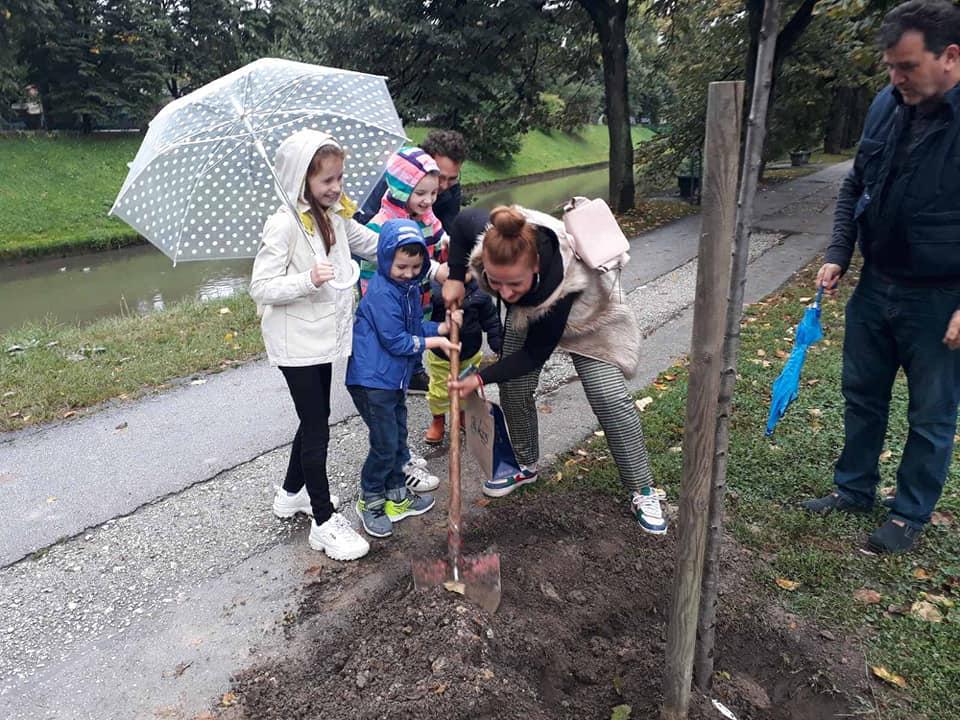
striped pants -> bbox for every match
[499,309,655,493]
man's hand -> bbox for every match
[943,309,960,350]
[816,263,843,297]
[442,278,465,309]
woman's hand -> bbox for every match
[310,260,335,287]
[448,372,482,399]
[442,278,465,308]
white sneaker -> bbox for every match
[403,455,428,470]
[272,485,340,518]
[631,489,668,535]
[404,464,440,492]
[308,513,370,561]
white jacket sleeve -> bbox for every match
[249,214,318,306]
[344,218,379,261]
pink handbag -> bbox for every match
[562,196,631,272]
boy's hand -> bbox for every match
[448,308,463,328]
[432,337,461,355]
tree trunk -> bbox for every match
[694,0,780,692]
[579,0,635,212]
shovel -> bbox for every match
[411,307,502,613]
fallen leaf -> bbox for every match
[303,565,323,577]
[931,511,954,527]
[775,578,800,591]
[611,705,632,720]
[662,373,677,381]
[819,629,836,641]
[871,665,907,689]
[775,349,789,359]
[477,668,495,681]
[805,379,820,386]
[761,360,771,368]
[594,430,605,437]
[807,408,823,418]
[218,307,231,315]
[474,497,491,508]
[853,588,882,605]
[538,404,553,414]
[635,396,654,412]
[223,332,235,341]
[910,600,943,623]
[189,378,207,386]
[879,449,893,462]
[433,682,448,695]
[220,691,237,707]
[653,382,669,391]
[46,496,57,503]
[912,568,931,581]
[173,661,192,677]
[669,445,682,453]
[879,486,897,498]
[2,390,15,399]
[920,592,955,608]
[756,349,766,357]
[798,296,812,303]
[115,422,128,431]
[62,410,76,419]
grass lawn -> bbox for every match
[0,126,652,261]
[0,293,264,432]
[0,134,143,259]
[538,258,958,720]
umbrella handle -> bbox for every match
[814,286,824,308]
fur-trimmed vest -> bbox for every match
[470,207,640,378]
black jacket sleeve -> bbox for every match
[823,165,864,273]
[433,183,462,235]
[479,293,577,385]
[447,208,489,282]
[353,176,387,226]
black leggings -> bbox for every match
[279,363,335,524]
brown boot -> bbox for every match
[424,414,445,445]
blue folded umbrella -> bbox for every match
[765,287,824,436]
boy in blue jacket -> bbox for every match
[347,219,460,539]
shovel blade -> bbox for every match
[411,551,502,613]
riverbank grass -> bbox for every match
[541,259,959,720]
[0,294,263,432]
[1,126,653,261]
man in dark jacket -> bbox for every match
[803,0,960,553]
[355,129,467,233]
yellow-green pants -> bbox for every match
[425,349,483,416]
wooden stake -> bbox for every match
[661,80,743,720]
[695,0,780,691]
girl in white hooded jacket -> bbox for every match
[249,129,379,561]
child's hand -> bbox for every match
[427,335,460,354]
[311,260,335,287]
[448,308,463,328]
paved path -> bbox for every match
[0,162,850,719]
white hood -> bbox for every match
[273,129,343,213]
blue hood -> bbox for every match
[377,218,430,285]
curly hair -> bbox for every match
[420,130,468,164]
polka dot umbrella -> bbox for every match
[109,58,406,264]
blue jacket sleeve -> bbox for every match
[368,297,425,357]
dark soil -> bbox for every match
[228,490,870,719]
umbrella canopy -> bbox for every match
[109,58,406,263]
[765,288,824,436]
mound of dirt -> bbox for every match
[230,490,864,719]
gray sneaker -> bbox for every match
[385,487,435,522]
[356,497,393,538]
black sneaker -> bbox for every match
[801,491,872,515]
[864,519,920,554]
[408,371,429,395]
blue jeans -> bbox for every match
[347,385,409,501]
[834,267,960,527]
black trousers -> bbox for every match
[279,363,335,524]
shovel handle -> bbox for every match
[447,304,462,576]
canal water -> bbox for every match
[0,168,608,331]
